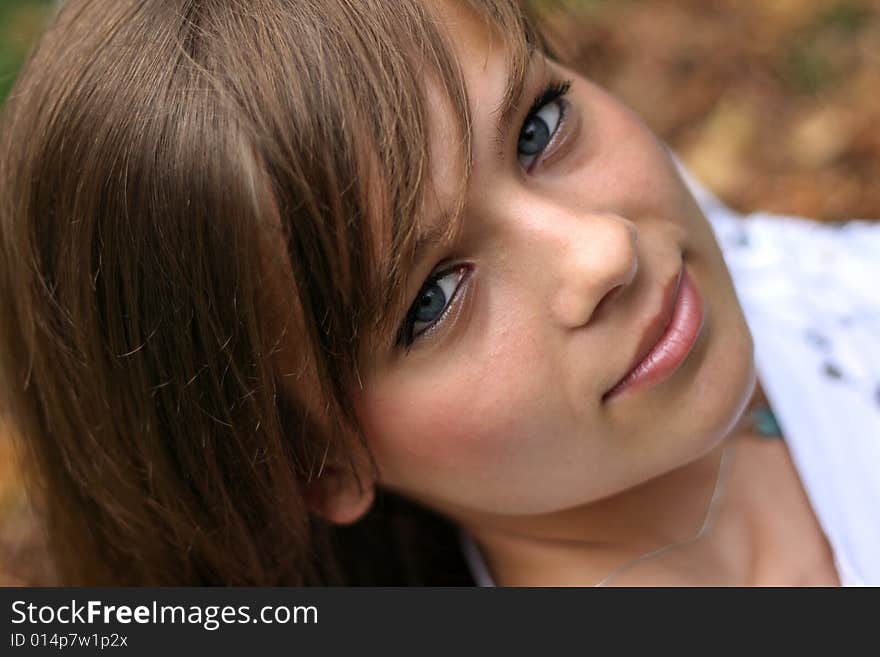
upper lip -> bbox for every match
[609,261,684,390]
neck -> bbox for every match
[462,437,755,586]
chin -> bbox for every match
[646,294,756,484]
[692,301,757,456]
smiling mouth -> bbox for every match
[602,258,705,402]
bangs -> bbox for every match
[282,0,549,358]
[154,0,550,437]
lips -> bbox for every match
[603,261,686,399]
[602,261,705,401]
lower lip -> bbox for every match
[603,267,705,402]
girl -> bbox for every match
[1,0,877,586]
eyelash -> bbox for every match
[396,78,574,350]
[525,79,572,130]
[518,78,572,168]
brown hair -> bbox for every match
[0,0,561,585]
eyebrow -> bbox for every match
[411,219,454,274]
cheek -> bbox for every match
[355,332,559,488]
[358,382,493,471]
[581,83,688,208]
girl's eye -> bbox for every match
[398,266,469,348]
[517,80,571,170]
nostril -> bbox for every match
[591,284,625,323]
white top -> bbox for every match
[460,164,880,586]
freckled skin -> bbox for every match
[350,2,755,545]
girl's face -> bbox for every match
[352,4,756,526]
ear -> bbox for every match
[304,462,376,526]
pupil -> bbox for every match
[518,117,549,156]
[414,283,446,322]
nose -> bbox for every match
[549,213,639,329]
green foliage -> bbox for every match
[821,2,872,34]
[0,0,55,104]
[781,1,874,95]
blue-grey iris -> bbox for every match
[518,116,551,156]
[414,283,446,322]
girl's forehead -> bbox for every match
[422,36,516,203]
[421,5,539,201]
[432,0,535,65]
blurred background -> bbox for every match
[1,0,879,585]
